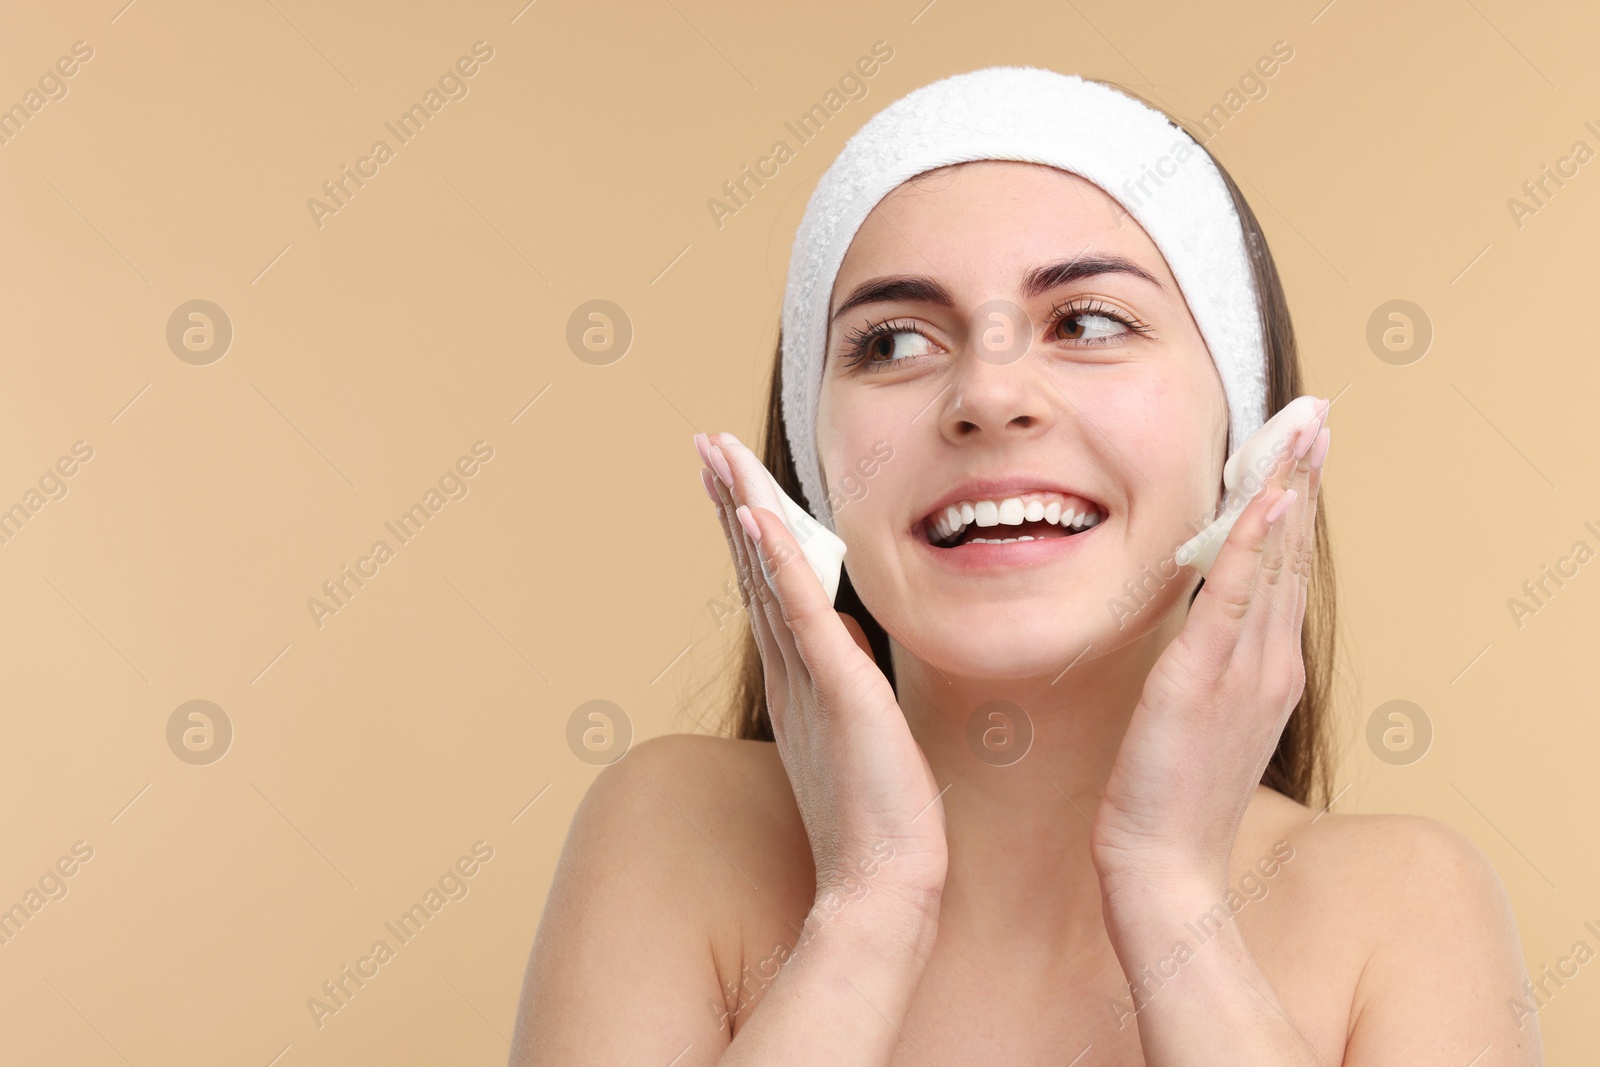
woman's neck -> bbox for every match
[889,608,1186,958]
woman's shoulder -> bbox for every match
[574,733,812,889]
[1244,784,1515,925]
[598,732,796,816]
[515,734,813,1055]
[1243,786,1533,1054]
[1248,785,1512,907]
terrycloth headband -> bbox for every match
[780,65,1267,532]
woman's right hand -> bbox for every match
[694,432,948,921]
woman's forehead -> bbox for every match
[833,161,1172,301]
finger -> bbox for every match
[1269,425,1329,666]
[701,438,764,612]
[710,432,786,517]
[700,464,759,616]
[732,497,808,688]
[740,502,872,692]
[1237,398,1328,650]
[700,464,747,587]
[706,443,757,601]
[1286,397,1330,473]
[697,437,757,612]
[710,435,815,650]
[696,436,790,692]
[711,473,788,690]
[1236,477,1297,657]
[1258,396,1327,503]
[1185,481,1294,676]
[1238,421,1312,651]
[1236,415,1331,722]
[1266,415,1329,633]
[839,613,877,665]
[708,437,805,681]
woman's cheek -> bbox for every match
[1098,376,1215,511]
[818,415,903,518]
[833,493,891,573]
[833,496,908,626]
[816,401,873,506]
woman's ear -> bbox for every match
[838,612,876,665]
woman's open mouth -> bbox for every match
[918,490,1105,548]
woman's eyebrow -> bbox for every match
[830,253,1165,324]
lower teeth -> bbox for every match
[969,533,1060,544]
[926,508,1107,547]
[937,527,1084,547]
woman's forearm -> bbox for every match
[719,885,939,1066]
[1100,876,1323,1066]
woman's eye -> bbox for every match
[1060,312,1127,342]
[863,329,936,363]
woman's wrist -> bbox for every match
[1096,866,1226,965]
[800,875,942,967]
[1092,870,1322,1065]
[718,883,940,1065]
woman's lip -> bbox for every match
[912,523,1099,569]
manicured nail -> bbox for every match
[1266,488,1298,525]
[1294,398,1332,460]
[1310,427,1331,470]
[693,432,711,466]
[723,432,743,448]
[709,444,734,487]
[1293,420,1318,460]
[699,467,720,503]
[736,504,762,543]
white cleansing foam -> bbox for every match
[766,470,848,605]
[1174,395,1328,578]
[715,435,848,605]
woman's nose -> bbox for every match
[938,304,1056,441]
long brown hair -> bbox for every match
[719,79,1336,809]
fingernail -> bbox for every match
[699,467,720,503]
[1293,421,1318,460]
[736,504,762,543]
[1266,488,1298,525]
[709,445,734,487]
[1310,427,1331,470]
[693,432,711,466]
[724,432,743,448]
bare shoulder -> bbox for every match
[605,732,803,837]
[511,733,811,1062]
[1269,797,1519,928]
[1247,788,1523,943]
[571,732,809,893]
[1242,789,1541,1064]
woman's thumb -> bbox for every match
[837,612,875,664]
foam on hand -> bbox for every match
[1174,395,1327,578]
[765,470,849,605]
[717,436,849,605]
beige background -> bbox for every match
[1,0,1595,1062]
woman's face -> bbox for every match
[815,160,1229,680]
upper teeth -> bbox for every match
[927,492,1102,542]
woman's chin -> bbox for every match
[897,624,1098,683]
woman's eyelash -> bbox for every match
[1045,296,1153,340]
[839,317,923,369]
[838,298,1153,370]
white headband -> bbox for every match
[780,65,1267,532]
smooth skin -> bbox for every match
[509,162,1542,1065]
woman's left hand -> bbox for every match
[1091,400,1331,900]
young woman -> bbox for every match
[511,69,1541,1065]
